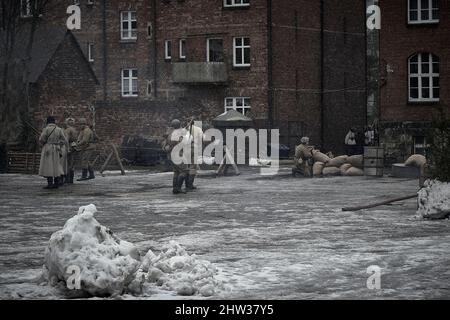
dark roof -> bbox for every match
[1,24,98,83]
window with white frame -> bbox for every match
[408,53,439,102]
[408,0,439,24]
[179,39,186,59]
[233,37,250,67]
[224,0,250,8]
[225,97,251,115]
[121,11,137,40]
[20,0,32,17]
[207,38,224,62]
[122,69,138,97]
[165,40,172,60]
[88,43,94,62]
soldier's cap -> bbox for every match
[170,119,181,129]
[79,118,87,125]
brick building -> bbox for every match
[378,0,450,163]
[0,22,98,149]
[28,28,99,132]
[19,0,367,154]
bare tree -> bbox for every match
[0,0,50,150]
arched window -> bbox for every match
[408,53,439,102]
[408,0,439,24]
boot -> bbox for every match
[43,177,54,189]
[185,174,197,191]
[68,170,74,184]
[53,177,60,189]
[60,175,66,185]
[87,167,95,180]
[77,169,88,181]
[173,175,186,194]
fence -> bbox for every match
[7,152,41,174]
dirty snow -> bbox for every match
[418,180,450,220]
[1,169,450,299]
[41,204,222,298]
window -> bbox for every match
[20,0,32,17]
[121,11,137,40]
[224,0,250,8]
[413,136,427,156]
[408,53,439,102]
[88,43,94,62]
[179,39,186,60]
[147,22,152,38]
[207,38,224,62]
[233,37,250,67]
[408,0,439,24]
[122,69,138,97]
[165,40,172,60]
[225,97,251,115]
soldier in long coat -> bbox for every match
[293,137,314,177]
[76,118,96,181]
[161,119,189,194]
[39,116,68,189]
[64,118,78,184]
[185,119,204,191]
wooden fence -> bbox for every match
[7,152,41,174]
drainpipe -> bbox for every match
[320,0,325,147]
[102,0,108,101]
[152,0,158,98]
[267,0,273,130]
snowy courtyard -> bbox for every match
[1,167,450,300]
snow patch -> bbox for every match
[43,204,141,297]
[417,180,450,220]
[42,205,222,298]
[140,241,222,297]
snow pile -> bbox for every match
[43,205,222,298]
[43,204,142,297]
[140,241,221,297]
[249,158,272,167]
[417,180,450,220]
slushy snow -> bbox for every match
[418,180,450,220]
[43,204,221,298]
[140,241,221,297]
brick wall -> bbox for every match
[323,0,367,154]
[32,32,98,131]
[379,0,450,163]
[33,0,368,155]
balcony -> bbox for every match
[172,62,228,84]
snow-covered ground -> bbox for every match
[1,168,450,299]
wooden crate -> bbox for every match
[7,152,41,174]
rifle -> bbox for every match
[23,120,40,137]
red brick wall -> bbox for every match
[156,0,269,122]
[322,0,367,154]
[271,0,322,149]
[380,0,450,122]
[32,33,98,131]
[34,0,367,153]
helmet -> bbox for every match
[78,118,87,125]
[170,119,181,129]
